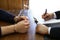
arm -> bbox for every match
[36,24,60,39]
[0,9,28,24]
[36,24,48,34]
[0,20,29,37]
[0,25,15,36]
[42,11,60,21]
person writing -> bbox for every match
[0,9,29,37]
[36,10,60,39]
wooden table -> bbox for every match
[0,21,44,40]
[0,33,44,40]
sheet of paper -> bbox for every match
[31,9,60,24]
[38,19,60,24]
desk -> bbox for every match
[0,21,44,40]
[0,33,44,40]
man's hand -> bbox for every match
[14,16,28,22]
[42,13,54,21]
[15,19,30,33]
[36,24,48,34]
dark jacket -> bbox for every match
[50,11,60,39]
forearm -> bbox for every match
[36,24,48,35]
[0,25,15,36]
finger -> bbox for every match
[44,17,51,21]
[24,22,30,26]
[20,29,27,33]
[43,14,50,21]
[22,29,28,33]
[24,19,29,21]
[42,14,47,19]
[25,26,30,29]
[21,16,28,20]
[44,14,49,18]
[24,20,30,25]
[25,29,29,33]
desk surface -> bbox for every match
[0,33,44,40]
[0,21,44,40]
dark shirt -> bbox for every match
[0,9,15,24]
[0,9,15,37]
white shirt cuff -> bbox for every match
[48,27,51,35]
[53,13,57,19]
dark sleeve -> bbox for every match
[55,11,60,19]
[50,27,60,39]
[0,27,2,37]
[0,9,15,24]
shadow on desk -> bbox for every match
[0,21,44,40]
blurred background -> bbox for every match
[0,0,29,16]
[29,0,60,23]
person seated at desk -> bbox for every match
[36,11,60,39]
[0,9,29,37]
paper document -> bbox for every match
[38,19,60,24]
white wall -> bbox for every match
[29,0,60,23]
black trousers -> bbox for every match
[0,9,15,24]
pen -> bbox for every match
[44,9,47,16]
